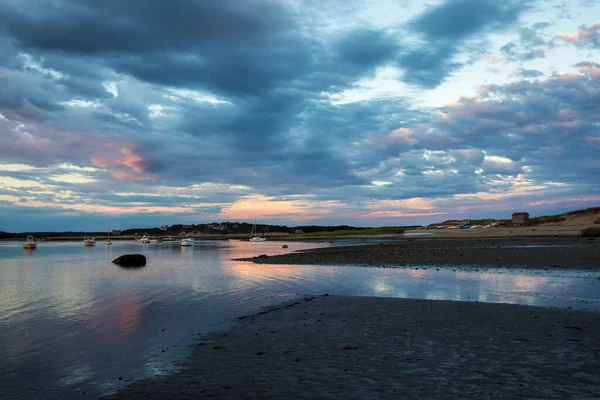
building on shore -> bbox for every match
[512,212,529,226]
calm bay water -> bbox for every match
[1,239,599,399]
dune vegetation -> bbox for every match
[580,227,600,237]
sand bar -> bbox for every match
[237,237,600,270]
[101,295,600,399]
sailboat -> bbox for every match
[83,236,96,246]
[105,229,112,246]
[249,221,266,242]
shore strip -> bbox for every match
[237,237,600,270]
[101,295,600,399]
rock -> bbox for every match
[112,254,146,268]
[282,244,289,248]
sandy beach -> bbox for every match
[237,236,600,270]
[98,235,600,399]
[101,295,600,399]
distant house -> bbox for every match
[512,212,529,226]
[295,229,305,234]
[111,229,122,236]
[160,225,169,231]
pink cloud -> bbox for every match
[221,195,339,221]
[583,136,600,144]
[556,22,600,47]
[576,62,600,80]
[111,170,156,182]
[362,211,446,218]
[119,147,145,173]
[90,142,154,182]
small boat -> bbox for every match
[149,237,162,243]
[83,237,96,246]
[162,236,176,242]
[23,235,37,250]
[181,238,195,247]
[249,221,266,242]
[105,229,112,246]
[138,235,150,244]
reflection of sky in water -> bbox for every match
[0,240,598,399]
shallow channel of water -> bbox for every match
[0,239,598,399]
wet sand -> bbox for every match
[101,295,600,399]
[99,236,600,399]
[237,237,600,270]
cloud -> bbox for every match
[519,69,545,78]
[334,29,399,70]
[399,0,531,87]
[0,0,314,98]
[500,24,552,62]
[0,0,287,54]
[356,63,600,201]
[574,61,600,79]
[0,0,598,230]
[556,22,600,48]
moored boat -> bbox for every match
[249,220,266,242]
[181,238,195,247]
[138,235,150,244]
[23,235,37,250]
[83,237,96,246]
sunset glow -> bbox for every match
[0,1,598,231]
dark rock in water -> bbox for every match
[112,254,146,268]
[282,244,289,249]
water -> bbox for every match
[0,239,599,399]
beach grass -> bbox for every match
[298,227,404,237]
[580,227,600,237]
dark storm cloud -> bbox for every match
[399,0,531,87]
[0,0,285,54]
[1,0,598,231]
[0,0,316,98]
[334,29,399,70]
[398,42,461,88]
[0,0,414,196]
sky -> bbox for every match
[0,0,599,232]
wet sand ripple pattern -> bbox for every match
[102,295,600,399]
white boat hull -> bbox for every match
[23,235,37,249]
[181,238,195,246]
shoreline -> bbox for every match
[235,236,600,270]
[101,295,600,399]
